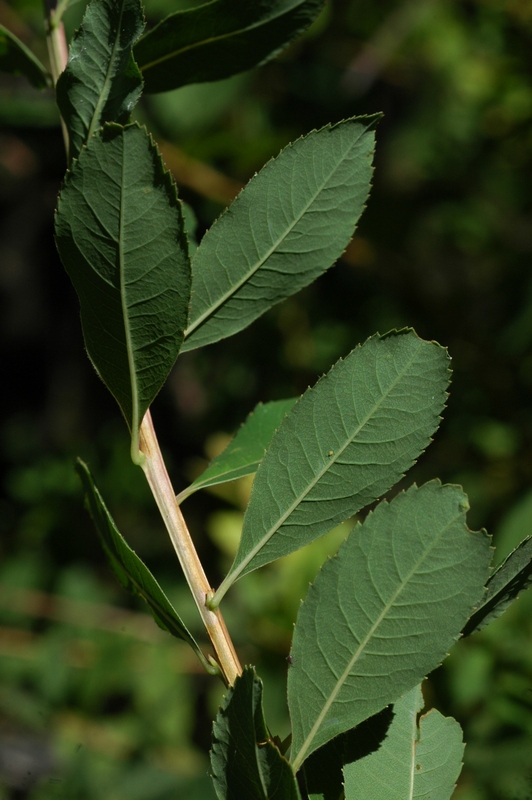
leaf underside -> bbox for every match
[463,535,532,635]
[135,0,325,93]
[300,706,394,800]
[55,123,191,460]
[220,330,451,592]
[182,114,378,352]
[287,481,491,767]
[210,666,301,800]
[343,685,464,800]
[56,0,145,161]
[0,24,50,88]
[177,398,297,503]
[76,459,209,669]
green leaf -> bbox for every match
[213,330,450,602]
[135,0,325,94]
[300,707,394,800]
[55,123,191,462]
[75,458,217,675]
[56,0,145,161]
[343,685,464,800]
[462,536,532,636]
[0,25,51,88]
[182,115,378,352]
[287,481,491,768]
[210,666,301,800]
[177,398,296,503]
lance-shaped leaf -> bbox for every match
[55,124,191,462]
[76,459,218,676]
[135,0,325,94]
[287,481,491,768]
[56,0,145,161]
[0,25,51,88]
[211,666,301,800]
[462,536,532,636]
[182,115,378,353]
[212,330,450,604]
[177,398,296,503]
[343,685,464,800]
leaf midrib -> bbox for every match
[86,0,129,142]
[118,135,139,439]
[291,510,458,770]
[184,124,368,340]
[138,1,304,73]
[179,461,258,501]
[407,696,417,800]
[233,340,424,583]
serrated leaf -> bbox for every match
[182,115,377,352]
[56,0,145,161]
[135,0,325,94]
[463,536,532,636]
[75,458,215,674]
[343,685,464,800]
[177,398,296,503]
[0,25,51,88]
[55,123,191,462]
[300,707,394,800]
[213,331,450,602]
[210,666,301,800]
[287,481,491,768]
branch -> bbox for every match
[139,410,242,686]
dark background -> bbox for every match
[1,0,532,797]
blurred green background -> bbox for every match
[1,0,532,797]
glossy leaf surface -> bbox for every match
[0,25,50,88]
[56,0,144,160]
[214,330,450,600]
[76,459,213,672]
[135,0,325,93]
[343,685,464,800]
[463,535,531,635]
[210,666,301,800]
[287,482,491,767]
[182,115,377,352]
[177,398,296,503]
[55,124,190,461]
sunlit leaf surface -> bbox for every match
[343,685,464,800]
[288,482,491,767]
[215,330,450,598]
[177,398,296,503]
[183,115,378,352]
